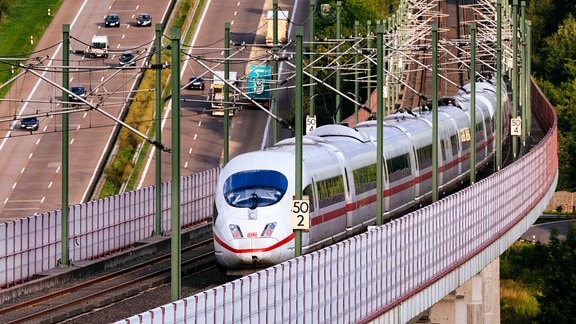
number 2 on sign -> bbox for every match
[292,196,310,231]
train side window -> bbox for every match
[476,121,485,141]
[450,134,459,156]
[416,144,433,169]
[353,164,377,194]
[441,140,447,161]
[386,153,411,183]
[489,116,495,133]
[316,176,345,208]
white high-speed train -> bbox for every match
[213,79,510,273]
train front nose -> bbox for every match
[214,234,290,268]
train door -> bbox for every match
[438,115,460,185]
[305,150,349,250]
[330,150,357,235]
[300,181,316,254]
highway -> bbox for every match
[0,0,300,221]
[0,0,171,221]
[136,0,299,187]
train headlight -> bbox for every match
[261,222,277,238]
[229,224,243,239]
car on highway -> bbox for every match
[70,86,87,102]
[104,14,120,27]
[186,76,205,90]
[136,14,152,27]
[118,50,136,66]
[20,117,39,131]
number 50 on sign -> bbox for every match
[292,196,310,231]
[510,117,521,136]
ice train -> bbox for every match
[213,78,510,273]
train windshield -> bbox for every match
[223,170,288,209]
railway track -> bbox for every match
[0,236,217,323]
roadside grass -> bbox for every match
[0,0,64,98]
[100,63,171,196]
[500,279,540,323]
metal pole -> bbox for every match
[335,1,342,123]
[354,21,359,125]
[366,21,372,114]
[526,20,532,139]
[154,23,163,236]
[60,24,70,267]
[386,18,391,115]
[512,0,518,160]
[309,0,316,117]
[376,23,384,225]
[272,0,279,143]
[496,0,503,171]
[294,27,303,257]
[470,23,477,184]
[520,1,527,153]
[170,28,181,302]
[223,23,230,163]
[432,24,439,202]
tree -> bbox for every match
[535,224,576,323]
[541,15,576,85]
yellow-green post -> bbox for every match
[294,27,303,256]
[170,28,181,302]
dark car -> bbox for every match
[186,76,205,90]
[136,13,152,27]
[20,117,39,131]
[70,86,87,102]
[104,14,120,27]
[118,50,136,66]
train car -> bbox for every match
[213,78,510,274]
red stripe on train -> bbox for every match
[214,232,295,254]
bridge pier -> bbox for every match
[410,258,500,324]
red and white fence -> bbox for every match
[0,168,219,288]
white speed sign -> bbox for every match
[292,195,310,231]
